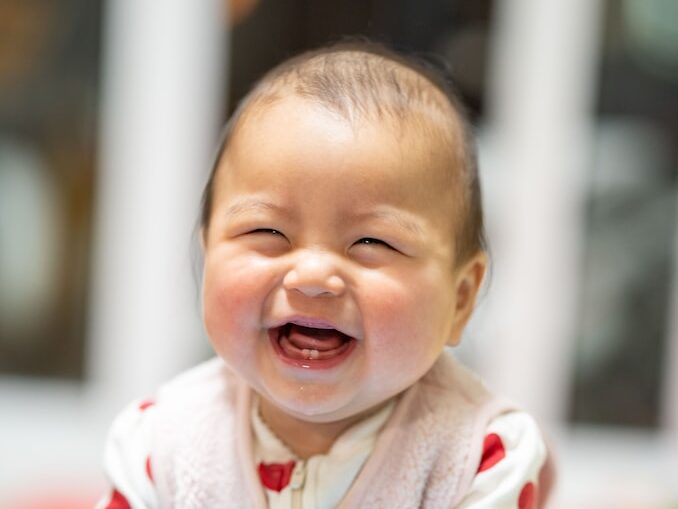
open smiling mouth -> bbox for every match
[268,323,357,369]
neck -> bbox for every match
[258,398,389,460]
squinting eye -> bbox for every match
[355,237,392,249]
[250,228,284,236]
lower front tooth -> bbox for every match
[302,349,319,360]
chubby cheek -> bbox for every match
[362,272,450,385]
[202,253,273,359]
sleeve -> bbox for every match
[456,411,550,509]
[94,399,159,509]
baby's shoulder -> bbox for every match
[106,357,233,437]
[107,356,239,444]
[484,411,548,465]
[154,356,238,406]
[455,410,552,509]
[158,356,230,392]
[421,350,501,408]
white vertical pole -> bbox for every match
[88,1,227,410]
[479,0,603,424]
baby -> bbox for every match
[96,42,552,509]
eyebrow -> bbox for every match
[223,198,289,218]
[354,209,425,237]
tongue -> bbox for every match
[286,324,348,351]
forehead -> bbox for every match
[219,95,459,213]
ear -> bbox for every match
[446,251,488,346]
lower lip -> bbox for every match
[268,328,357,370]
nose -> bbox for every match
[283,250,346,298]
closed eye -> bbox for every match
[249,228,284,236]
[354,237,393,249]
[242,228,289,255]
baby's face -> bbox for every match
[202,95,483,423]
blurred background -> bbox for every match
[0,0,677,507]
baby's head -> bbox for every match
[199,42,488,426]
[203,42,485,263]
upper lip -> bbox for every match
[268,315,357,339]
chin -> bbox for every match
[264,386,358,421]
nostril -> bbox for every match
[326,275,345,294]
[282,268,300,291]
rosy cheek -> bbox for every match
[203,255,275,336]
[363,284,415,350]
[363,276,441,368]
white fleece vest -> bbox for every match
[152,351,513,509]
